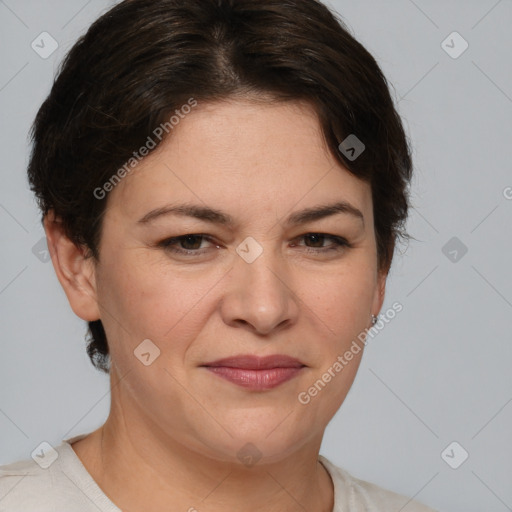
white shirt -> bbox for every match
[0,433,437,511]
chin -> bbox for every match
[190,412,316,466]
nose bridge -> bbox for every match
[241,249,286,304]
[221,237,299,334]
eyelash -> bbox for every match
[158,233,351,257]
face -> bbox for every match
[72,99,386,463]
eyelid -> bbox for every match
[292,233,349,245]
[291,233,351,252]
[158,234,219,254]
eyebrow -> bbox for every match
[138,200,364,227]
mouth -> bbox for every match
[201,355,306,391]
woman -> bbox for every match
[0,0,437,510]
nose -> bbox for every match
[220,244,300,336]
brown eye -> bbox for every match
[292,233,350,254]
[179,235,204,250]
[159,234,218,256]
[303,233,326,247]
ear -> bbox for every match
[43,211,100,322]
[371,267,387,318]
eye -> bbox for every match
[158,234,219,256]
[292,233,351,253]
[157,232,351,258]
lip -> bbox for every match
[201,355,305,390]
[203,355,305,370]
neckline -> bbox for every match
[59,434,121,511]
[60,435,338,512]
[318,455,339,512]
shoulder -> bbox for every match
[0,454,54,510]
[319,455,438,512]
[0,438,110,512]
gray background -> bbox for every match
[1,1,511,510]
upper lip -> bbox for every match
[202,355,305,370]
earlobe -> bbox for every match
[43,211,101,322]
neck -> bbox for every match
[71,374,334,512]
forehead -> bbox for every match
[109,99,372,222]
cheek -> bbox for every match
[96,254,223,352]
[304,262,376,337]
[297,268,373,419]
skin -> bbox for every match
[45,98,387,512]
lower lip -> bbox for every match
[204,366,304,390]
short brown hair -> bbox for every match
[27,0,413,373]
